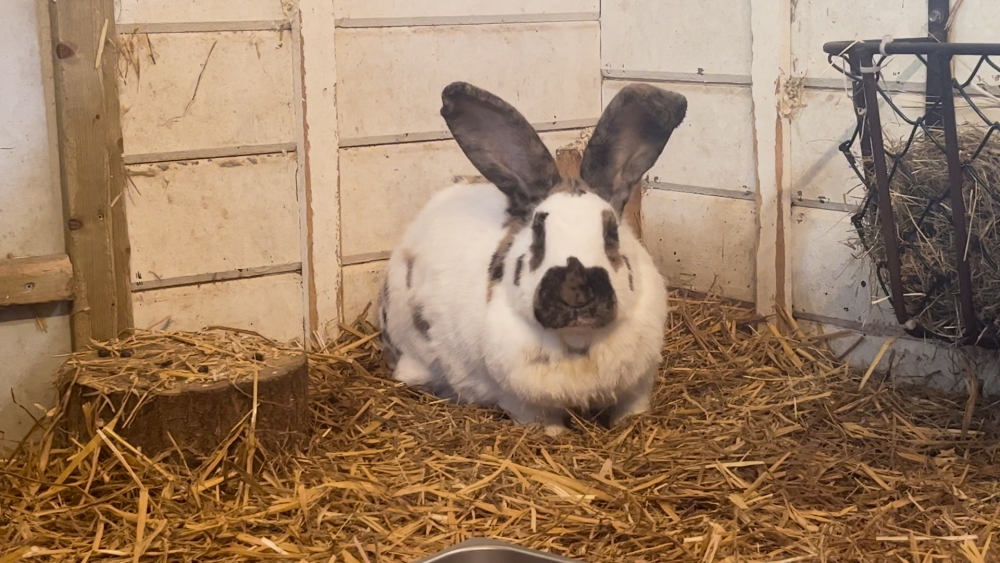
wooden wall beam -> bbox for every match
[0,254,74,307]
[749,0,793,323]
[48,0,133,347]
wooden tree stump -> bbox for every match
[555,132,644,241]
[60,338,310,459]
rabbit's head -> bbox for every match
[440,82,686,334]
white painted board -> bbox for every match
[951,0,1000,89]
[340,129,584,258]
[126,153,300,282]
[789,206,894,325]
[342,261,387,323]
[118,31,296,157]
[643,190,756,303]
[791,0,927,81]
[601,0,752,77]
[335,22,600,141]
[793,89,1000,204]
[0,0,62,258]
[603,80,756,194]
[335,0,597,20]
[115,0,290,24]
[132,274,305,342]
[0,305,71,453]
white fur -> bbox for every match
[379,183,668,433]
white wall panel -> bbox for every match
[118,31,296,157]
[601,0,752,76]
[0,0,72,451]
[335,0,597,20]
[126,153,300,282]
[951,0,1000,90]
[789,207,894,325]
[115,0,289,24]
[340,130,583,258]
[335,22,600,141]
[791,0,926,81]
[0,0,62,258]
[792,89,1000,204]
[342,261,387,323]
[133,274,305,342]
[643,190,756,302]
[603,80,755,193]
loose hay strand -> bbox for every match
[2,293,1000,562]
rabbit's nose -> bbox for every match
[559,257,594,307]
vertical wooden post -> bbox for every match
[750,0,793,323]
[48,0,133,348]
[296,0,342,339]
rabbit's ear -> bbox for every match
[581,84,687,215]
[441,82,561,219]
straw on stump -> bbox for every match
[60,336,310,458]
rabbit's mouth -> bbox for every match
[533,257,617,330]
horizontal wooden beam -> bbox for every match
[0,254,74,307]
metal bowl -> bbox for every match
[411,539,583,563]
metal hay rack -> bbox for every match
[823,37,1000,349]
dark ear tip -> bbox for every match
[618,83,688,126]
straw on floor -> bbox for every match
[2,293,1000,563]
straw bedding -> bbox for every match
[856,127,1000,343]
[2,293,1000,562]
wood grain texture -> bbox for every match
[49,0,133,347]
[62,352,310,458]
[0,254,74,306]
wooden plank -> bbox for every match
[132,262,301,292]
[0,254,74,307]
[117,21,291,34]
[790,0,926,80]
[334,0,598,20]
[749,0,792,319]
[336,13,599,28]
[132,273,305,342]
[297,0,343,338]
[789,207,893,325]
[48,0,133,346]
[603,81,757,195]
[335,22,600,142]
[115,0,288,25]
[125,154,301,282]
[339,130,582,257]
[643,191,757,303]
[601,0,752,76]
[118,31,296,157]
[342,261,387,323]
[122,142,298,165]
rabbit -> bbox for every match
[376,81,687,436]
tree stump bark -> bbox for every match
[61,351,310,458]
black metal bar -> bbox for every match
[935,53,981,340]
[859,52,911,327]
[925,0,950,127]
[824,39,1000,57]
[849,55,875,184]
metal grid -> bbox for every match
[823,38,1000,348]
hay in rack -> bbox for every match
[855,126,1000,343]
[2,293,1000,562]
